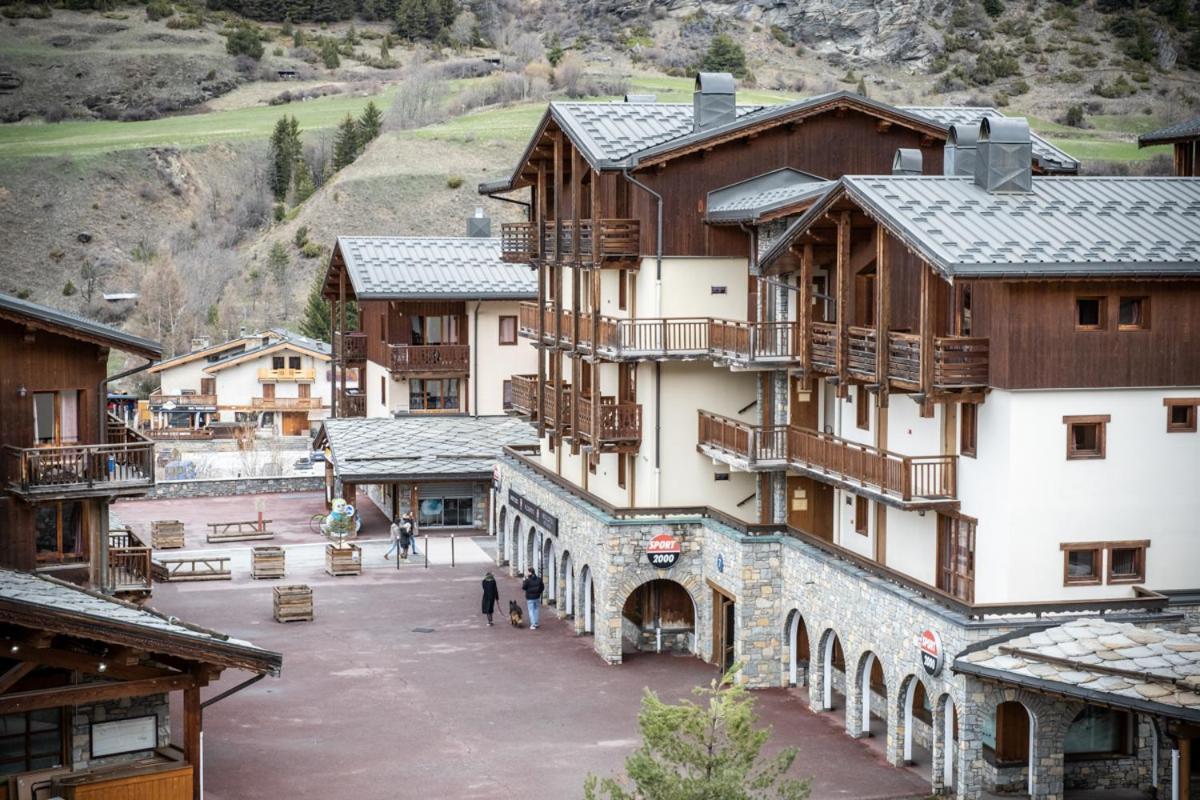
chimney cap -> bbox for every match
[694,72,736,95]
[979,116,1030,144]
[893,149,922,175]
[948,123,979,148]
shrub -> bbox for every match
[301,242,322,258]
[1093,74,1136,98]
[993,91,1009,106]
[166,14,202,29]
[62,280,77,296]
[446,175,464,189]
[769,25,792,46]
[226,27,264,60]
[1064,104,1085,127]
[294,225,309,247]
[273,202,286,222]
[983,0,1004,17]
[145,1,173,21]
[1009,79,1030,95]
[321,40,341,69]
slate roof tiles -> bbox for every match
[335,236,537,300]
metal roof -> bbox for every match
[321,416,538,482]
[902,106,1080,172]
[335,236,537,300]
[956,618,1200,723]
[763,175,1200,279]
[706,168,834,224]
[0,292,162,359]
[1139,114,1200,146]
[203,335,331,373]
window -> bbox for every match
[502,380,513,411]
[618,269,628,310]
[937,514,976,602]
[0,709,64,776]
[32,391,79,445]
[1107,542,1147,584]
[1165,398,1199,433]
[289,355,302,369]
[1061,544,1102,586]
[380,376,386,406]
[1075,297,1106,330]
[272,356,285,369]
[1118,296,1149,330]
[411,315,459,345]
[417,497,474,528]
[961,402,978,458]
[498,316,518,346]
[36,501,86,563]
[1065,706,1131,758]
[1064,415,1109,460]
[855,386,869,431]
[409,379,460,411]
[854,495,869,536]
[617,454,627,489]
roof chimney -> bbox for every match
[893,149,922,175]
[944,123,978,176]
[190,336,211,352]
[467,207,491,238]
[238,325,247,338]
[693,72,736,133]
[974,117,1033,193]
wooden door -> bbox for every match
[298,384,311,399]
[712,586,736,673]
[262,383,275,400]
[200,377,215,396]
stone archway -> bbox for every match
[991,700,1037,797]
[933,693,958,794]
[511,516,523,574]
[497,506,508,565]
[784,610,811,688]
[817,629,846,712]
[578,565,594,634]
[895,674,935,772]
[560,550,575,617]
[854,650,887,739]
[620,578,697,656]
[542,537,557,605]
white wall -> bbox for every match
[365,358,396,418]
[471,300,538,416]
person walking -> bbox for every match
[383,516,403,561]
[481,572,500,626]
[522,567,544,630]
[398,516,414,560]
[405,511,419,556]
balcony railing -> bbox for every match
[149,392,217,407]
[339,392,366,417]
[388,344,470,376]
[3,438,155,499]
[709,321,800,365]
[258,367,316,382]
[597,317,709,358]
[501,222,538,262]
[147,428,214,440]
[809,322,837,373]
[510,374,537,417]
[887,333,922,386]
[934,337,990,389]
[847,326,878,381]
[534,219,641,264]
[541,383,572,430]
[577,398,642,445]
[251,397,325,410]
[697,410,956,504]
[108,528,152,593]
[334,331,368,363]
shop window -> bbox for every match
[1165,398,1198,433]
[1107,543,1147,584]
[1118,297,1149,331]
[1061,544,1102,586]
[961,402,978,458]
[1065,706,1131,758]
[855,386,869,431]
[36,502,86,563]
[418,497,474,528]
[0,709,65,776]
[1064,415,1109,460]
[854,496,869,536]
[499,316,518,346]
[1075,297,1106,331]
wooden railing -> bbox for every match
[258,367,315,382]
[251,397,325,410]
[108,528,152,593]
[149,392,217,407]
[934,337,989,389]
[339,392,366,417]
[3,440,155,497]
[598,317,709,356]
[697,410,956,502]
[710,321,799,363]
[106,414,152,446]
[578,399,642,443]
[388,344,470,375]
[501,222,537,262]
[518,302,540,338]
[147,428,214,440]
[887,333,922,386]
[539,219,641,263]
[541,383,572,429]
[810,322,837,373]
[334,331,367,362]
[846,326,878,381]
[510,374,537,417]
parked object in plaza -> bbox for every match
[151,519,186,549]
[152,555,232,582]
[252,546,286,579]
[325,542,362,576]
[273,584,314,623]
[207,517,274,543]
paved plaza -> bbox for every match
[116,493,931,800]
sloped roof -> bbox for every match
[0,568,281,675]
[320,415,537,482]
[1139,114,1200,146]
[0,293,161,360]
[148,335,263,374]
[203,336,330,373]
[956,618,1200,723]
[706,168,834,224]
[762,175,1200,279]
[902,105,1080,172]
[334,237,537,300]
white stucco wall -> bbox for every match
[470,300,538,416]
[157,359,210,396]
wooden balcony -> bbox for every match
[510,374,538,417]
[339,391,366,417]
[3,436,155,500]
[697,410,956,506]
[577,398,642,448]
[334,331,367,363]
[708,321,800,367]
[887,333,989,390]
[388,344,470,376]
[149,392,217,407]
[251,396,325,410]
[108,528,152,594]
[541,383,572,430]
[810,322,837,374]
[501,222,538,262]
[847,326,878,381]
[258,367,316,382]
[147,428,214,440]
[538,219,641,265]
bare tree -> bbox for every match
[137,256,188,357]
[554,53,584,97]
[449,11,478,51]
[508,31,544,66]
[386,65,448,131]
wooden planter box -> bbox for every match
[273,584,313,623]
[251,546,285,579]
[325,543,361,577]
[150,520,185,549]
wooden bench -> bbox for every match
[206,519,274,544]
[151,520,185,549]
[251,546,285,579]
[273,584,313,623]
[152,556,232,583]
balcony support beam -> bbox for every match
[798,244,812,379]
[919,261,935,418]
[835,212,850,399]
[875,225,890,409]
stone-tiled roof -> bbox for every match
[764,175,1200,279]
[706,168,834,224]
[902,105,1080,171]
[956,618,1200,722]
[1139,114,1200,145]
[0,292,162,359]
[335,237,537,300]
[321,416,537,482]
[0,568,281,674]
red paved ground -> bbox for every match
[131,497,931,800]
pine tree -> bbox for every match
[300,271,358,343]
[333,115,359,170]
[268,241,291,286]
[700,33,748,79]
[584,667,811,800]
[268,115,302,202]
[355,101,383,153]
[394,0,429,40]
[379,34,391,60]
[293,162,316,203]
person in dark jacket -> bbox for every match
[481,572,500,626]
[521,568,545,630]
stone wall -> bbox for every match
[72,694,171,771]
[144,475,325,499]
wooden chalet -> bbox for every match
[1139,113,1200,176]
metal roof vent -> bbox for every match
[944,123,978,176]
[467,207,491,238]
[893,149,922,175]
[974,117,1033,193]
[624,94,656,103]
[693,72,736,133]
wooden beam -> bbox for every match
[876,120,892,133]
[0,638,172,681]
[0,674,197,715]
[835,211,850,399]
[919,261,935,418]
[798,244,812,376]
[875,224,890,407]
[185,685,202,799]
[0,663,35,694]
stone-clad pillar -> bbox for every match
[734,540,783,687]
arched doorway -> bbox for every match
[937,694,958,792]
[497,507,508,564]
[785,610,810,687]
[987,701,1035,796]
[542,538,557,605]
[897,676,934,771]
[579,565,594,634]
[819,630,846,711]
[561,551,575,616]
[857,651,887,738]
[511,516,523,571]
[621,579,696,656]
[524,527,539,577]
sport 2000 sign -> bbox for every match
[646,534,681,569]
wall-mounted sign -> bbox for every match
[716,553,725,573]
[90,715,157,759]
[917,629,944,677]
[647,534,681,568]
[508,490,558,535]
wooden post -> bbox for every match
[553,133,565,450]
[338,270,347,415]
[329,284,338,417]
[919,261,934,418]
[798,243,813,379]
[536,159,547,437]
[835,212,851,399]
[875,225,890,408]
[184,685,202,799]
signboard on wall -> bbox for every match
[647,534,681,569]
[508,490,558,535]
[90,715,157,759]
[917,629,944,677]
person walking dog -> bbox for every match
[522,568,545,630]
[481,572,500,626]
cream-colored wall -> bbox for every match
[157,359,209,396]
[628,256,751,321]
[470,300,538,417]
[364,359,395,418]
[884,505,938,585]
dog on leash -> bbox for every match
[508,600,524,628]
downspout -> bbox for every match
[472,301,481,417]
[622,168,663,504]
